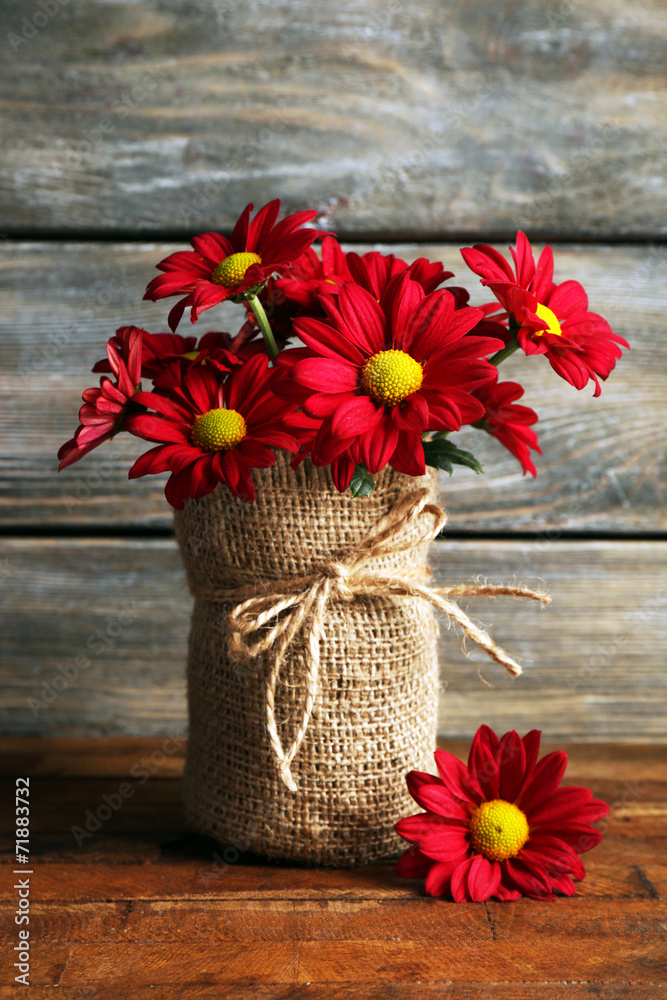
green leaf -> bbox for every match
[348,464,377,497]
[422,438,484,476]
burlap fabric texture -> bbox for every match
[174,451,548,867]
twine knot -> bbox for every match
[192,487,550,793]
[319,561,355,601]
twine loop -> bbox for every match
[192,487,550,792]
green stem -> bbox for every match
[490,341,519,367]
[249,295,278,361]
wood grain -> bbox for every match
[0,739,664,995]
[2,241,664,531]
[1,537,665,739]
[0,1,666,236]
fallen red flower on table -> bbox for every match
[396,725,609,901]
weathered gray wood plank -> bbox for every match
[1,241,664,531]
[0,0,666,235]
[1,537,665,739]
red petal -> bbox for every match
[304,391,358,419]
[532,245,555,301]
[471,723,501,758]
[551,873,578,896]
[547,824,603,854]
[330,395,383,440]
[405,769,445,808]
[416,785,470,822]
[337,284,386,354]
[504,858,553,900]
[395,845,433,879]
[509,231,536,288]
[412,825,470,864]
[293,358,359,392]
[387,274,425,349]
[467,855,502,902]
[468,740,500,801]
[395,811,466,846]
[548,279,588,319]
[520,751,568,812]
[229,202,253,250]
[359,414,399,474]
[434,750,483,805]
[424,858,461,897]
[164,466,195,510]
[390,393,429,431]
[403,290,457,358]
[461,244,517,284]
[517,729,542,794]
[190,231,233,262]
[528,786,598,827]
[295,316,368,365]
[189,282,227,322]
[236,440,277,467]
[449,858,474,902]
[330,452,356,493]
[128,443,193,478]
[125,414,190,444]
[390,432,426,478]
[520,834,585,878]
[493,881,522,902]
[497,730,526,803]
[246,199,281,252]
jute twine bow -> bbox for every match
[195,488,550,792]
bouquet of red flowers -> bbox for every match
[59,199,628,506]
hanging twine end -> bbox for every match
[279,764,298,793]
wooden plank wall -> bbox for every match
[0,0,665,741]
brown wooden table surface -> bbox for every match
[1,738,665,998]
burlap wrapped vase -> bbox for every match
[174,451,547,867]
[174,452,444,866]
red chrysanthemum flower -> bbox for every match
[273,236,353,308]
[276,237,458,308]
[461,232,629,396]
[475,374,541,477]
[143,200,326,332]
[58,327,144,470]
[124,354,302,508]
[396,725,609,902]
[241,243,465,353]
[92,327,245,385]
[275,273,504,490]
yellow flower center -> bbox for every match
[191,408,247,451]
[182,350,202,361]
[361,349,423,407]
[211,252,262,289]
[468,799,529,862]
[531,302,563,337]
